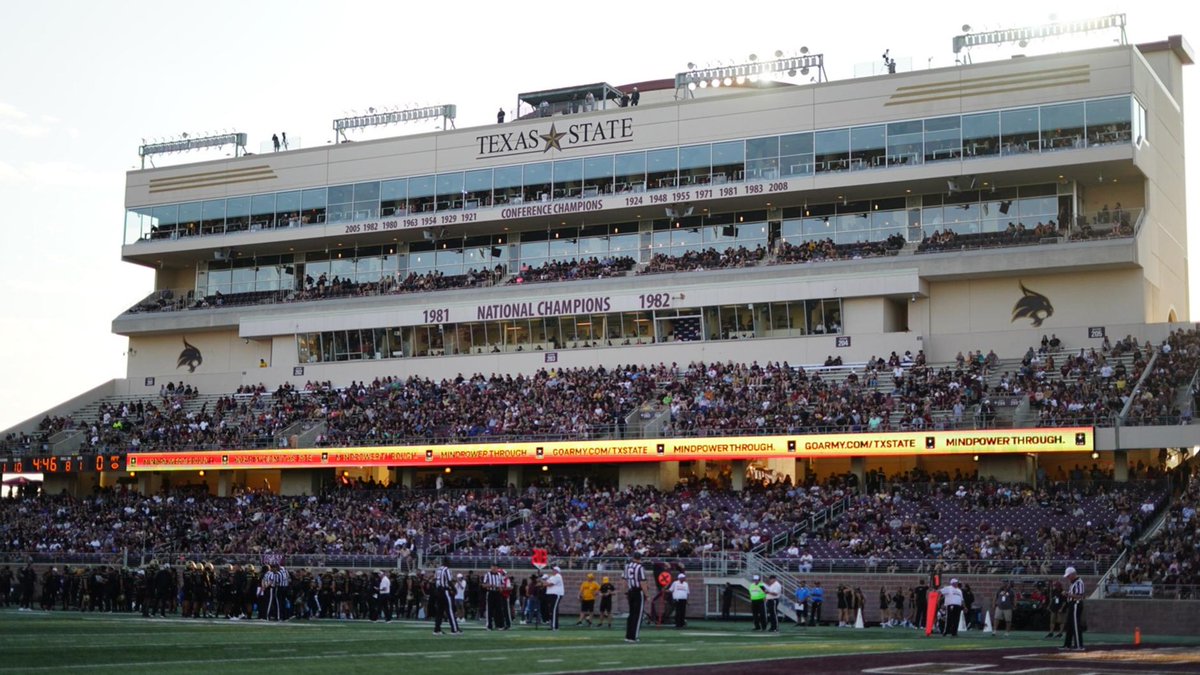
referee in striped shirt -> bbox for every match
[624,552,646,643]
[1061,566,1085,651]
[277,565,290,620]
[262,564,281,621]
[433,560,462,635]
[483,563,508,630]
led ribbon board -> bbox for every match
[124,427,1094,471]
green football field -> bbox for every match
[1,609,1196,674]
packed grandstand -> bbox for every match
[2,20,1198,632]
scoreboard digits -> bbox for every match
[1,454,125,475]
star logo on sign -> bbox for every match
[540,124,566,152]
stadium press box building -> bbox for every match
[17,33,1199,492]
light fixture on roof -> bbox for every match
[674,49,827,95]
[952,13,1126,59]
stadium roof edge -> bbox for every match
[1136,34,1195,65]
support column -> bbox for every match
[400,468,414,488]
[766,458,797,485]
[136,472,163,496]
[731,460,746,492]
[1113,451,1129,482]
[217,471,233,497]
[507,465,524,490]
[850,457,866,492]
[977,454,1033,483]
[41,474,80,498]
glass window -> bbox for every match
[1086,97,1133,145]
[583,155,614,195]
[924,116,961,162]
[353,181,379,202]
[250,193,276,228]
[615,151,646,191]
[381,178,408,215]
[408,175,435,212]
[553,158,583,198]
[711,140,744,182]
[850,125,886,170]
[943,192,981,235]
[327,184,353,205]
[1040,102,1085,150]
[275,191,301,227]
[779,132,813,176]
[523,162,552,202]
[435,172,464,210]
[206,266,231,296]
[177,202,202,238]
[201,199,225,235]
[746,137,778,180]
[1000,107,1039,154]
[886,120,923,166]
[678,144,711,184]
[493,166,522,203]
[301,188,326,224]
[464,169,492,207]
[815,128,849,172]
[962,112,999,157]
[224,196,249,232]
[435,245,464,275]
[646,148,677,189]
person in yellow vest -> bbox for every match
[749,574,767,631]
[576,572,600,626]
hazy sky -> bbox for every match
[0,1,1195,431]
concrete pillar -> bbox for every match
[731,460,746,492]
[619,463,655,490]
[217,472,233,497]
[507,465,524,490]
[693,460,707,481]
[659,461,680,489]
[1112,451,1129,482]
[977,454,1032,483]
[766,458,797,485]
[850,457,866,491]
[280,469,332,496]
[136,472,163,496]
[400,468,414,488]
[41,474,79,498]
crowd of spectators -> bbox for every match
[774,235,902,265]
[792,478,1163,574]
[11,331,1195,457]
[0,473,1171,576]
[1124,328,1200,426]
[917,221,1062,253]
[508,256,636,284]
[312,366,660,445]
[641,245,766,274]
[0,486,524,561]
[1115,470,1200,596]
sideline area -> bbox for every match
[2,609,1197,674]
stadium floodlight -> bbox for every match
[952,13,1126,57]
[674,52,826,95]
[332,104,457,141]
[138,131,248,168]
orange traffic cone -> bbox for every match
[1134,627,1141,646]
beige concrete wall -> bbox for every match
[125,330,273,392]
[1131,45,1189,322]
[126,46,1143,209]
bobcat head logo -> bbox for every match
[1012,283,1053,327]
[177,338,203,373]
